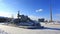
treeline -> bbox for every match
[0,17,11,23]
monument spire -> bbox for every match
[50,1,53,22]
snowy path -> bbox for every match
[0,23,60,34]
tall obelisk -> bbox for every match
[50,2,53,22]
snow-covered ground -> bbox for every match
[0,22,60,34]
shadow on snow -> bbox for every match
[26,26,60,31]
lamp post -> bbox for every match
[17,11,20,19]
[17,11,20,23]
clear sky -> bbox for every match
[0,0,60,21]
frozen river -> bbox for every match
[0,23,60,34]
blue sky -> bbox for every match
[0,0,60,21]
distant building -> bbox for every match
[38,18,45,22]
